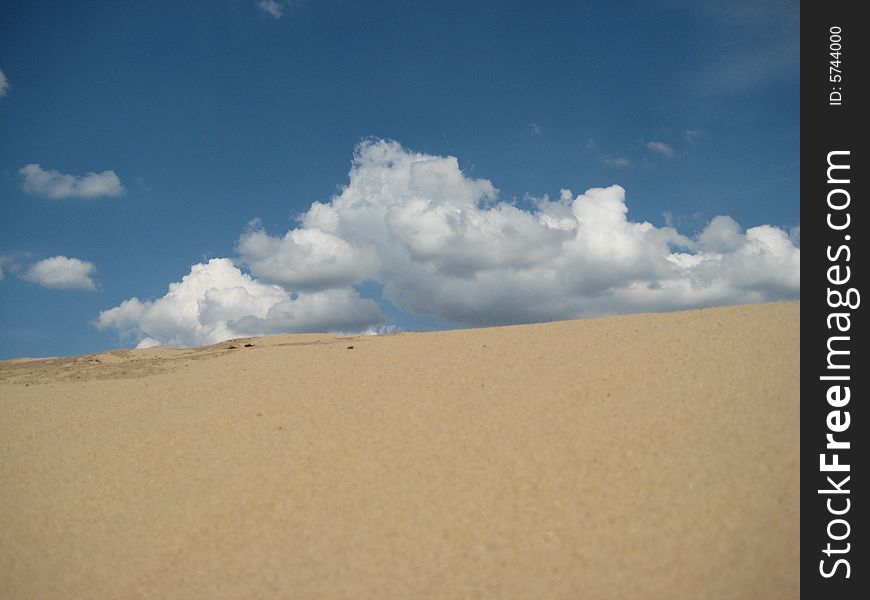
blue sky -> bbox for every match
[0,0,800,358]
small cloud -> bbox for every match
[530,123,543,136]
[646,141,675,158]
[19,164,125,199]
[0,255,12,280]
[684,129,704,144]
[603,156,631,168]
[0,68,8,99]
[662,210,704,230]
[697,215,743,252]
[0,252,30,281]
[21,256,98,291]
[692,0,798,94]
[585,139,598,151]
[257,0,285,18]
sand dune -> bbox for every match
[0,302,799,599]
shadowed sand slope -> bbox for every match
[0,302,799,599]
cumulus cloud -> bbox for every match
[99,139,799,348]
[697,215,743,252]
[646,141,675,158]
[239,139,798,325]
[0,68,8,99]
[21,256,98,290]
[96,258,383,348]
[19,164,125,199]
[237,222,379,291]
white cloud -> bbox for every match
[697,215,743,252]
[232,287,386,337]
[684,129,704,143]
[21,256,98,290]
[603,156,631,168]
[646,141,675,158]
[0,255,11,280]
[135,337,162,349]
[96,258,384,348]
[19,164,125,199]
[0,253,28,281]
[257,0,284,18]
[236,223,379,291]
[530,123,543,136]
[99,139,799,348]
[0,68,8,99]
[239,139,798,325]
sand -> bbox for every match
[0,302,799,599]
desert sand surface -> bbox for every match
[0,302,799,599]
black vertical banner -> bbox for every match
[802,2,866,597]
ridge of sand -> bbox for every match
[0,302,799,599]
